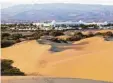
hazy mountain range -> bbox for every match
[1,3,113,23]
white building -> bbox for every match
[33,20,109,30]
[84,21,108,25]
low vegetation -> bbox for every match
[49,30,64,36]
[51,38,68,43]
[95,31,113,37]
[1,33,24,48]
[1,59,25,76]
[1,40,15,48]
[104,31,113,37]
[1,30,113,48]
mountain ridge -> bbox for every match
[1,3,113,23]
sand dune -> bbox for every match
[1,36,113,82]
[82,30,113,35]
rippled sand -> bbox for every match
[1,36,113,82]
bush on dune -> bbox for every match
[95,32,103,36]
[103,31,113,41]
[1,59,13,70]
[103,31,113,37]
[31,31,45,39]
[67,36,81,41]
[1,59,25,76]
[49,30,64,36]
[1,40,15,48]
[11,33,23,40]
[1,33,11,39]
[67,32,84,41]
[1,33,24,48]
[51,38,68,43]
[86,32,95,38]
[51,38,61,43]
[2,33,11,37]
[73,32,84,37]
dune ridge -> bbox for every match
[1,36,113,82]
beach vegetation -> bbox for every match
[1,59,25,76]
[49,30,64,36]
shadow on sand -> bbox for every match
[37,39,89,52]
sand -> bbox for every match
[1,36,113,82]
[82,29,113,35]
[1,76,109,83]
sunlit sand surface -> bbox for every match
[1,36,113,82]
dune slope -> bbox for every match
[1,37,113,82]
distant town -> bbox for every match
[1,20,113,31]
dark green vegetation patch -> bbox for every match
[1,59,25,76]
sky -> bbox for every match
[0,0,113,8]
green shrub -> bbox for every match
[60,39,68,43]
[32,31,44,39]
[1,59,13,70]
[68,36,81,41]
[11,33,23,40]
[1,33,11,39]
[67,32,84,41]
[1,59,25,76]
[51,38,61,43]
[2,33,11,37]
[1,40,15,48]
[49,30,64,36]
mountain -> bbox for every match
[1,3,113,23]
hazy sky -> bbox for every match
[0,0,113,8]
